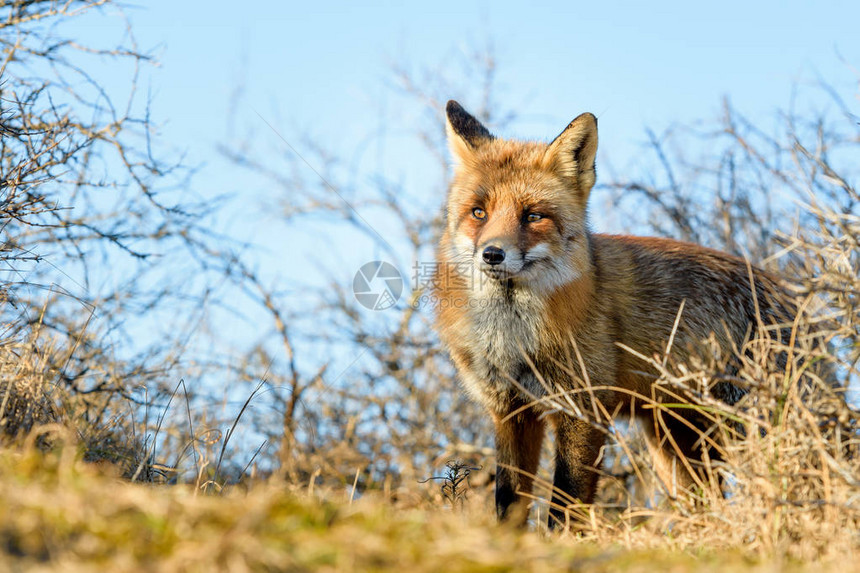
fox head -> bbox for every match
[443,100,598,294]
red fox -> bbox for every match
[433,100,798,527]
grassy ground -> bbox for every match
[1,289,857,572]
[0,444,853,573]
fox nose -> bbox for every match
[482,245,506,265]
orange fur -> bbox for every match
[434,101,794,527]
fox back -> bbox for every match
[433,100,796,527]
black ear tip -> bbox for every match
[445,100,492,144]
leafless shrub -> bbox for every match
[0,1,238,474]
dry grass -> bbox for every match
[508,192,860,564]
[0,303,857,570]
[0,196,857,571]
[0,324,146,477]
[0,442,846,573]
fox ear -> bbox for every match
[445,100,493,164]
[543,112,598,203]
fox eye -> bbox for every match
[472,207,487,220]
[526,213,544,223]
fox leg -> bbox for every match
[643,412,722,499]
[549,414,604,530]
[643,422,698,499]
[493,404,545,525]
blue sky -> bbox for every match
[62,1,860,390]
[119,0,858,159]
[98,0,855,248]
[90,1,855,247]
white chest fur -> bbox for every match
[457,281,550,406]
